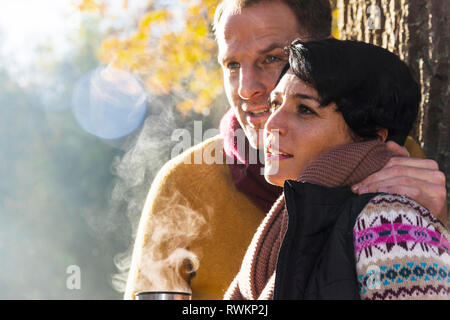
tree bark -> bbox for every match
[337,0,450,214]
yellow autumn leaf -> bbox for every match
[139,10,171,32]
[176,99,195,113]
[76,0,106,14]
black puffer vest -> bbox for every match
[273,181,379,300]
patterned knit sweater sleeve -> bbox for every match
[353,194,450,300]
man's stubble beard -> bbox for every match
[238,100,268,151]
[244,126,264,151]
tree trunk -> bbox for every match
[337,0,450,215]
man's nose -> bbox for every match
[238,66,266,100]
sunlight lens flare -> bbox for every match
[71,66,147,139]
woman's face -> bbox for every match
[264,69,354,186]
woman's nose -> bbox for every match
[265,106,288,136]
[238,66,266,100]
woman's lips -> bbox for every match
[265,149,293,161]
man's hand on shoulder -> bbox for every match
[352,141,448,226]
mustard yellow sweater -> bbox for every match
[124,135,265,299]
[124,135,424,300]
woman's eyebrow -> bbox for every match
[270,91,282,101]
[293,93,320,103]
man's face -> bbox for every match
[216,1,304,149]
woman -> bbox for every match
[224,39,449,300]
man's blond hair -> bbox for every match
[213,0,332,40]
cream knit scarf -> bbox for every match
[224,140,394,300]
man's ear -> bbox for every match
[377,128,388,142]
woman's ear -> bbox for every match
[377,128,388,142]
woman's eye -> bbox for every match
[297,104,315,115]
[269,100,280,112]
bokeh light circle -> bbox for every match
[71,66,147,140]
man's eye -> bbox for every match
[264,55,281,64]
[297,104,315,115]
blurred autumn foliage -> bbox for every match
[77,0,222,114]
[77,0,339,114]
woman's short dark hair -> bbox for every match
[285,38,420,145]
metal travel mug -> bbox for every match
[135,291,192,300]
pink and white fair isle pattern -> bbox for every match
[353,194,450,300]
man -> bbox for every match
[125,0,448,300]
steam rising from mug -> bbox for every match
[114,191,212,296]
[71,65,147,140]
